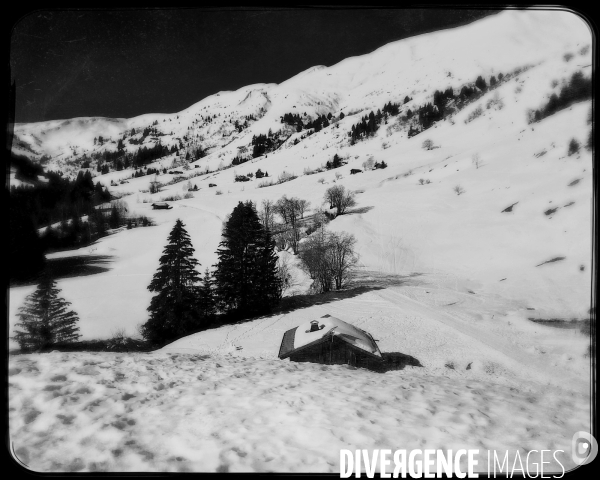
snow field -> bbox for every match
[9,351,590,473]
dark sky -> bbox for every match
[9,7,500,124]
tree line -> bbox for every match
[527,71,591,124]
[9,160,113,281]
[12,191,361,352]
[141,202,282,345]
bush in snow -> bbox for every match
[485,93,504,111]
[277,171,297,184]
[362,158,375,171]
[454,185,465,195]
[149,178,162,194]
[258,179,275,188]
[465,105,483,123]
[568,138,580,156]
[422,139,434,150]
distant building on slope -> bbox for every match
[151,202,172,210]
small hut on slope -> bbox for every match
[278,315,383,370]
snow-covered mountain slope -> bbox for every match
[9,9,592,372]
[11,10,590,168]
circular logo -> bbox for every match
[571,431,598,466]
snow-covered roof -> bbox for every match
[279,314,382,359]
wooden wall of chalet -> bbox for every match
[288,336,383,371]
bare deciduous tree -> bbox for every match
[327,231,359,290]
[259,199,276,232]
[362,158,375,171]
[298,230,333,293]
[149,176,161,194]
[454,185,465,195]
[297,199,310,219]
[298,229,359,293]
[324,185,357,216]
[274,196,307,254]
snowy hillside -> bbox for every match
[9,9,593,473]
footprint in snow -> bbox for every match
[24,410,41,424]
[56,414,76,425]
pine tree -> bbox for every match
[13,274,81,352]
[109,205,121,229]
[197,269,216,321]
[475,75,487,91]
[214,201,281,319]
[141,219,203,345]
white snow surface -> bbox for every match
[8,9,593,473]
[8,351,591,473]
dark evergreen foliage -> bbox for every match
[13,273,81,352]
[382,101,401,116]
[568,138,580,156]
[326,153,345,170]
[214,201,281,319]
[231,155,249,166]
[11,153,44,181]
[141,219,205,345]
[349,110,382,142]
[10,159,111,259]
[133,142,170,167]
[475,75,487,91]
[530,71,592,123]
[9,196,46,281]
[197,269,216,321]
[281,112,303,128]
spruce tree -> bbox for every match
[475,75,487,91]
[214,201,281,319]
[13,274,81,352]
[197,268,216,321]
[141,219,203,345]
